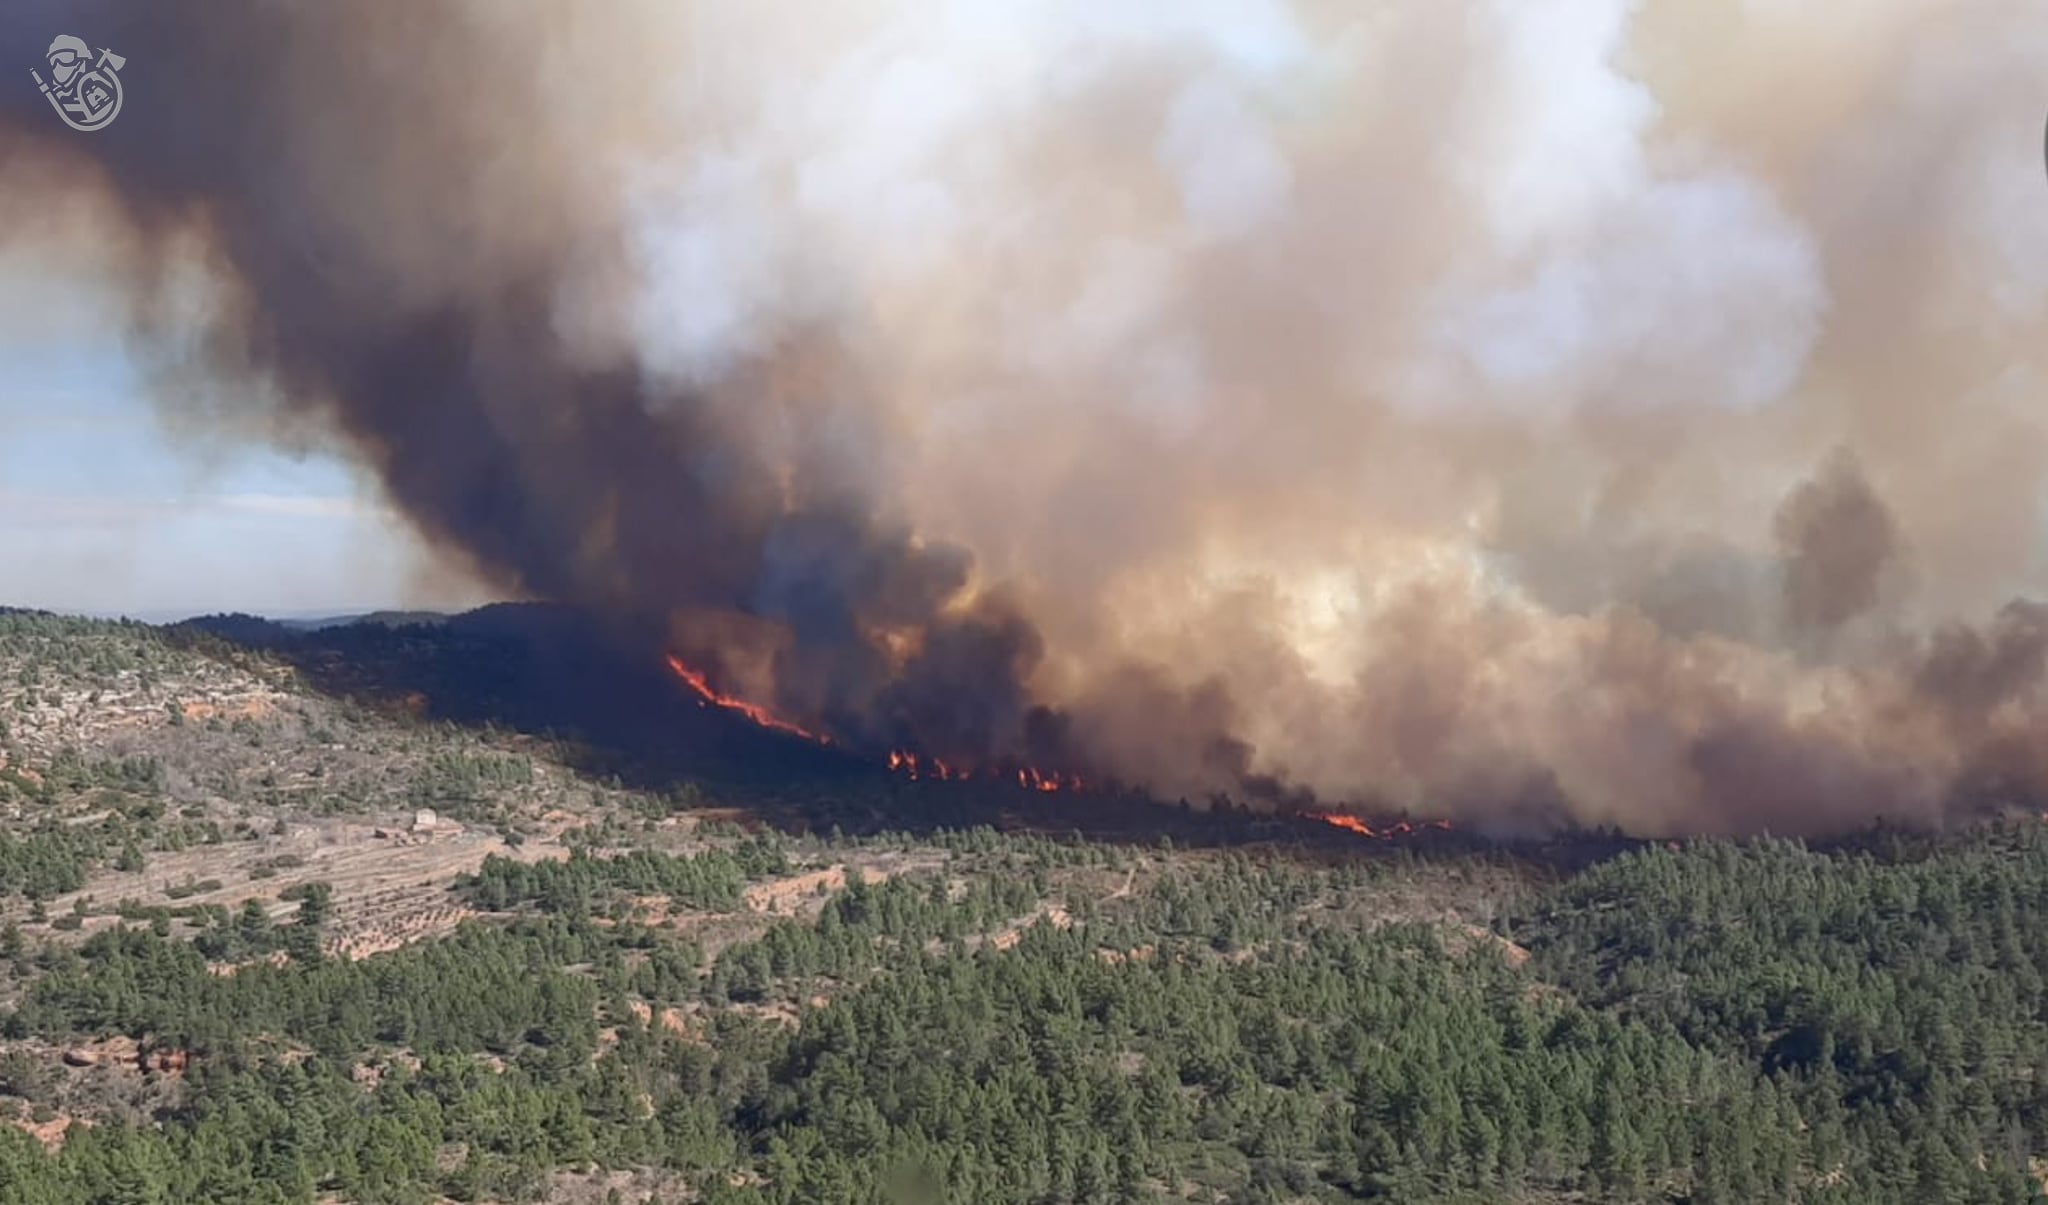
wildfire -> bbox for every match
[662,653,1090,792]
[1015,766,1079,793]
[664,653,832,746]
[886,750,1085,793]
[1305,811,1453,840]
[888,750,963,781]
[663,655,1430,819]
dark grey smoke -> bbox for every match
[0,1,1078,778]
[1774,450,1898,637]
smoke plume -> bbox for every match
[4,0,2047,836]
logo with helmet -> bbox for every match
[30,34,125,133]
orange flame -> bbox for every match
[886,750,1084,792]
[1307,811,1376,837]
[664,653,832,745]
[665,656,1439,817]
[1305,812,1453,840]
[888,750,961,781]
[1016,766,1082,793]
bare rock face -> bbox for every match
[12,1114,86,1152]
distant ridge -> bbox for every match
[170,608,455,646]
[278,610,451,632]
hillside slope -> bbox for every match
[0,610,2042,1203]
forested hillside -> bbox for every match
[0,610,2042,1203]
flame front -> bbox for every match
[666,654,1448,828]
[662,652,1093,791]
[1306,812,1453,839]
[1308,811,1377,837]
[886,749,1084,792]
[664,653,832,745]
[888,750,961,782]
[1015,766,1084,793]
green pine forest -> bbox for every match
[0,826,2044,1202]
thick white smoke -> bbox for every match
[538,0,2048,830]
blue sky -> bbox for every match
[0,270,483,620]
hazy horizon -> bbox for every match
[0,241,496,616]
[14,603,468,625]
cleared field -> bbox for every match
[21,813,575,956]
